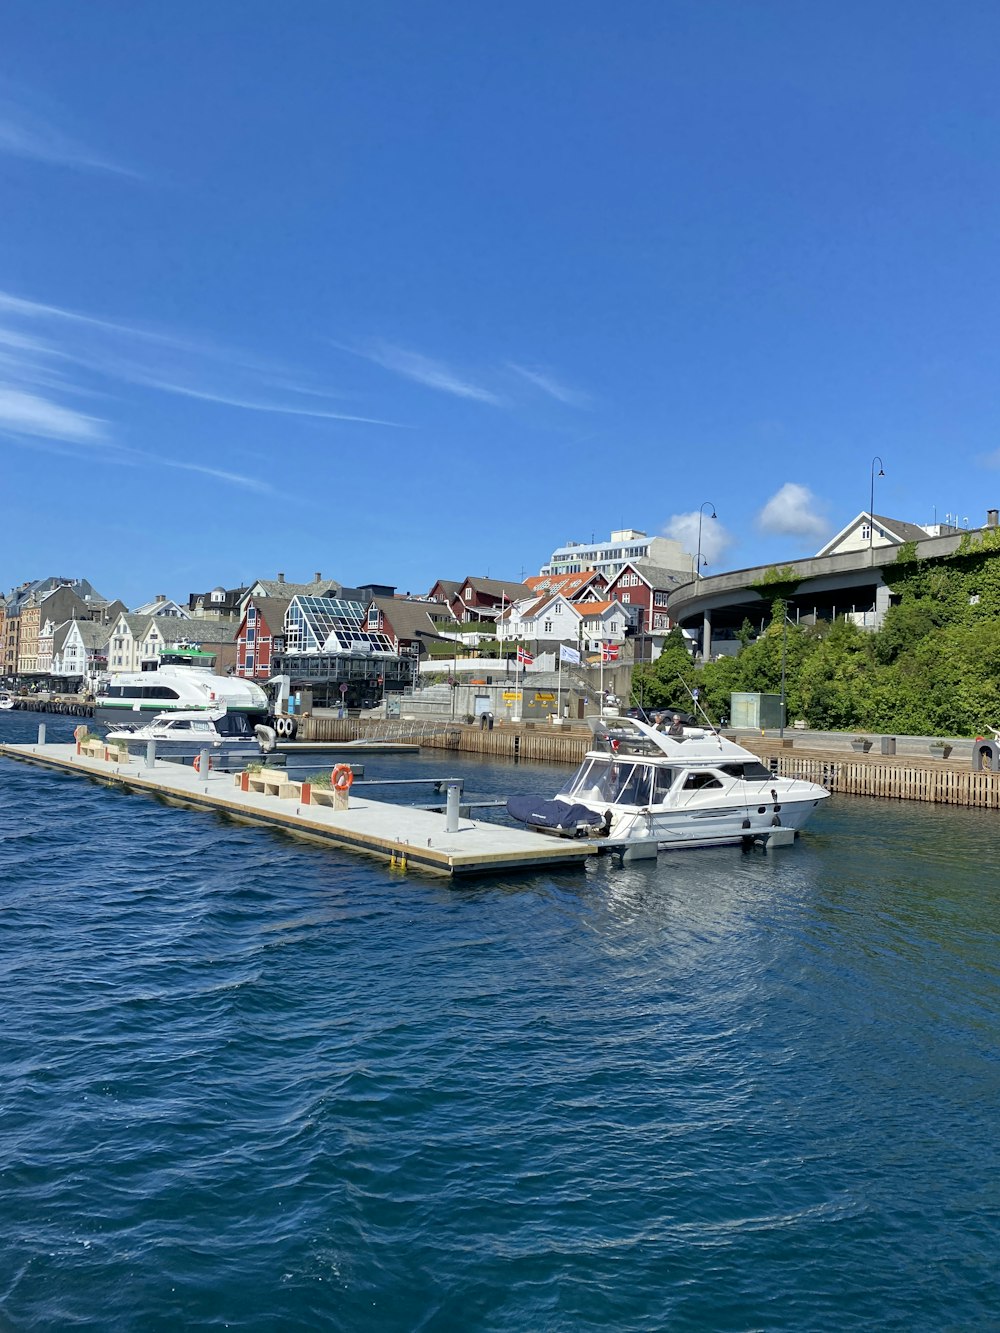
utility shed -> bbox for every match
[730,692,784,730]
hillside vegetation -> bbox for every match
[632,531,1000,737]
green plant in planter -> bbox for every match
[244,761,265,774]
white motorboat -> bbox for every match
[0,692,14,711]
[95,647,269,728]
[106,707,277,761]
[506,714,830,850]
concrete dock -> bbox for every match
[0,741,591,879]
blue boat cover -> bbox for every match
[506,796,605,830]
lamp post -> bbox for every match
[695,502,716,580]
[869,457,885,555]
[778,608,796,737]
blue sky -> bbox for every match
[3,1,1000,606]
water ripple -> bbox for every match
[2,716,1000,1329]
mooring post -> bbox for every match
[37,722,46,747]
[445,781,461,832]
[198,746,210,779]
[145,740,157,769]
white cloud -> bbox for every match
[756,483,829,539]
[0,385,104,442]
[345,340,504,405]
[662,509,733,571]
[0,92,135,176]
[507,363,590,408]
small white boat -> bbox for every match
[507,714,831,851]
[106,708,277,760]
[0,692,14,711]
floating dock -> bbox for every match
[0,742,591,879]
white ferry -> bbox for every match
[94,647,269,728]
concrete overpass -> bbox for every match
[666,528,972,658]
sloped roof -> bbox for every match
[370,597,456,641]
[249,578,340,600]
[873,513,931,542]
[460,575,534,600]
[617,560,691,590]
[524,570,604,599]
[245,596,291,630]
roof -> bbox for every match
[524,570,605,598]
[369,596,455,641]
[244,596,291,629]
[459,575,534,600]
[247,577,340,601]
[614,560,691,590]
[576,599,622,616]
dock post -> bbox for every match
[37,722,46,747]
[145,740,157,769]
[445,781,461,832]
[198,746,210,779]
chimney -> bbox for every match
[156,593,166,603]
[315,571,322,582]
[988,510,999,529]
[277,572,285,583]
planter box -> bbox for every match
[851,741,872,753]
[929,745,952,759]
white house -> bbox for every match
[815,512,931,558]
[496,594,630,650]
[51,620,110,684]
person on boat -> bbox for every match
[667,714,685,737]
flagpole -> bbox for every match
[558,648,562,719]
[600,640,604,707]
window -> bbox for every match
[247,607,257,623]
[621,594,630,604]
[246,628,255,643]
[544,620,552,633]
[246,655,254,670]
[464,587,472,601]
[682,772,723,790]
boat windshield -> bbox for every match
[214,711,254,737]
[558,758,673,807]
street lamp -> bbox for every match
[869,457,885,554]
[779,608,797,738]
[695,502,716,580]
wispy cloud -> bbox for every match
[124,378,404,427]
[342,339,505,405]
[663,510,734,570]
[0,385,105,442]
[0,289,406,454]
[507,362,591,408]
[755,482,829,539]
[0,90,136,177]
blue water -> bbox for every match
[2,711,999,1331]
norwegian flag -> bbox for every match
[517,646,534,666]
[601,641,620,662]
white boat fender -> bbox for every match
[254,724,278,753]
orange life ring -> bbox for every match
[193,753,213,774]
[332,763,354,792]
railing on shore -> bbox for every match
[295,717,1000,809]
[743,740,1000,809]
[297,716,591,764]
